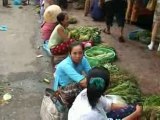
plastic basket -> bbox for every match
[85,46,116,67]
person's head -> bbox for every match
[57,12,69,28]
[87,66,110,108]
[68,41,84,64]
[43,5,62,23]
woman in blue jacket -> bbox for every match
[52,41,91,91]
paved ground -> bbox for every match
[0,2,51,120]
[0,1,159,120]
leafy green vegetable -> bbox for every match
[85,46,116,67]
[69,26,101,42]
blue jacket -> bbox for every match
[53,56,91,91]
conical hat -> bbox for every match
[44,5,62,23]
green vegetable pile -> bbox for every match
[102,64,160,119]
[143,95,160,107]
[141,95,160,119]
[69,26,101,43]
[69,16,77,24]
[104,64,142,104]
[85,46,116,67]
[129,30,151,45]
[103,63,119,73]
[107,80,141,104]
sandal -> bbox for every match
[118,36,125,43]
[103,28,111,34]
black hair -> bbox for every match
[57,12,68,24]
[87,66,110,108]
[68,41,84,54]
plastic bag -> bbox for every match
[105,95,127,106]
[14,0,22,5]
[40,95,67,120]
[42,41,52,56]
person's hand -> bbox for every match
[135,105,142,116]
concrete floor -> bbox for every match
[0,2,51,120]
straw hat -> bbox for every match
[44,5,62,23]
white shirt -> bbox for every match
[68,89,113,120]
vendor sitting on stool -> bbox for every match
[48,12,75,67]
